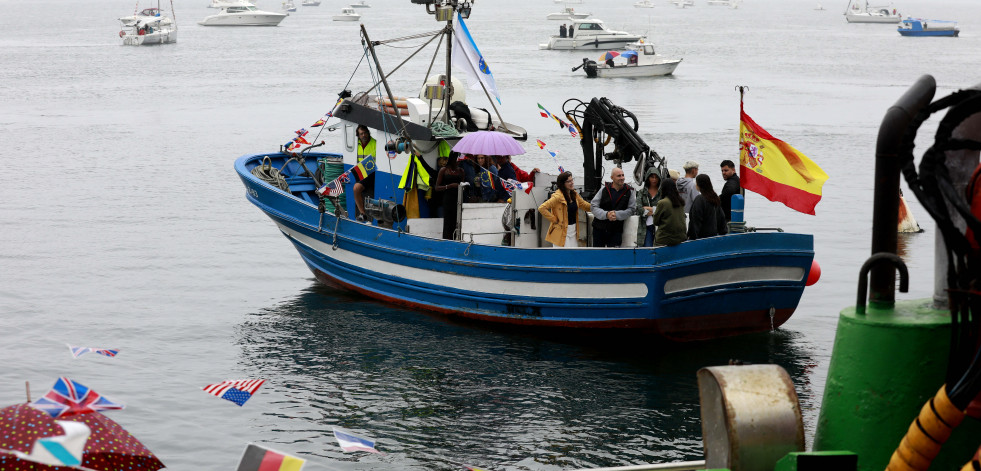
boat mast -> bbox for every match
[361,25,411,140]
[443,2,453,124]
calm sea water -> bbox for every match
[1,0,979,469]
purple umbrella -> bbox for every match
[451,131,526,156]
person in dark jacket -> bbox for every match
[652,178,687,246]
[719,159,741,221]
[590,167,635,247]
[687,174,728,240]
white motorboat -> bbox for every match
[349,0,371,7]
[333,7,361,21]
[282,0,296,12]
[574,42,682,78]
[844,0,901,23]
[302,0,320,5]
[547,7,591,20]
[671,0,695,8]
[208,0,253,8]
[634,0,656,7]
[539,19,645,50]
[118,4,177,45]
[198,4,287,26]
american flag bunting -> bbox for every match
[202,379,266,407]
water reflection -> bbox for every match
[237,283,818,470]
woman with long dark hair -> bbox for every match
[687,173,728,240]
[651,178,687,246]
[435,156,465,240]
[635,169,662,247]
[538,171,592,247]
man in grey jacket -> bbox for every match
[676,160,700,214]
[590,167,636,247]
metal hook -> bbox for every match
[856,252,909,314]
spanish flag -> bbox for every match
[739,111,829,215]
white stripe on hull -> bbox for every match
[278,223,650,300]
[663,266,804,294]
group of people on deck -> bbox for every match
[349,126,744,247]
[434,153,539,240]
[538,159,742,248]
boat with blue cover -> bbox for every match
[897,17,959,37]
[234,0,817,341]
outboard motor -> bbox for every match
[583,59,598,78]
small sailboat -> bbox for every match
[118,0,178,45]
[844,0,901,23]
[282,0,297,12]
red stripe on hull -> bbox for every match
[311,269,793,342]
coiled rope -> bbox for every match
[430,120,460,138]
[251,156,290,192]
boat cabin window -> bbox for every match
[644,45,655,55]
[577,23,604,31]
[227,6,247,12]
[344,123,356,152]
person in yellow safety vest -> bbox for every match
[353,125,377,222]
[398,151,432,219]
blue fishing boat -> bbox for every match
[898,17,959,37]
[234,1,817,341]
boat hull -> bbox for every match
[541,35,645,50]
[198,13,286,26]
[845,12,901,23]
[594,60,681,77]
[122,29,177,45]
[235,152,814,341]
[898,29,958,37]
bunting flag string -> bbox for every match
[201,379,266,407]
[67,344,120,359]
[332,428,384,454]
[31,377,125,418]
[536,103,579,138]
[315,154,377,198]
[534,139,566,173]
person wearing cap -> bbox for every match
[677,160,700,214]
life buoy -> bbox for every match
[119,30,125,38]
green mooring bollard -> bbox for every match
[812,299,981,471]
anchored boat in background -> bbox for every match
[897,17,959,37]
[844,0,901,23]
[235,0,818,341]
[198,4,287,26]
[574,42,682,78]
[539,19,645,50]
[118,2,178,45]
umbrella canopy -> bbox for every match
[0,404,164,471]
[620,50,639,58]
[598,51,620,61]
[451,131,526,156]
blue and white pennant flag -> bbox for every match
[452,14,500,104]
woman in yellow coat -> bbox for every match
[538,171,592,247]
